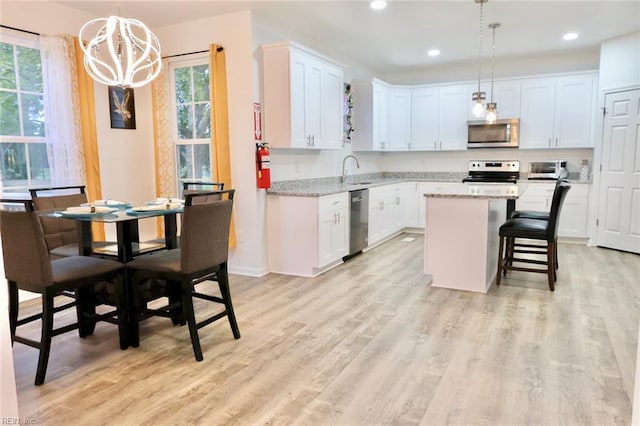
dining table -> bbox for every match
[40,201,185,347]
[45,202,183,262]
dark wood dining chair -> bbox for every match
[29,185,113,259]
[496,182,571,291]
[509,178,569,270]
[182,181,225,203]
[126,189,240,360]
[0,200,127,385]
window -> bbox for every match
[0,35,49,191]
[170,58,212,193]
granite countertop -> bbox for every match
[424,183,523,199]
[268,172,467,196]
[267,172,590,197]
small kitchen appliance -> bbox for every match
[527,160,568,180]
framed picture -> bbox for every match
[109,86,136,129]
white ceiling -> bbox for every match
[56,0,640,75]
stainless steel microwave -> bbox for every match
[467,118,519,149]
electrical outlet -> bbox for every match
[294,162,300,173]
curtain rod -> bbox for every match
[163,46,224,59]
[0,24,40,36]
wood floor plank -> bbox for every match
[9,234,640,425]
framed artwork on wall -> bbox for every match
[109,86,136,129]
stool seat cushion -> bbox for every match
[499,218,549,240]
[511,210,550,221]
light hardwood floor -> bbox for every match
[11,234,640,425]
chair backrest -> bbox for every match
[182,181,225,203]
[547,182,571,240]
[181,190,235,274]
[30,187,88,249]
[0,199,34,212]
[0,210,53,293]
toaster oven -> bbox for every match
[528,160,568,180]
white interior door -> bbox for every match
[596,89,640,253]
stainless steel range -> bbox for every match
[462,160,520,218]
[462,160,520,184]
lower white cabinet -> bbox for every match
[268,192,349,277]
[516,182,590,238]
[368,183,406,246]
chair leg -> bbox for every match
[8,281,18,345]
[555,238,559,270]
[35,290,55,385]
[218,265,241,339]
[547,241,555,291]
[182,280,203,361]
[127,269,140,348]
[496,236,504,287]
[76,286,96,337]
[167,280,184,326]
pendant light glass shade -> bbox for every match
[471,0,487,118]
[79,16,162,88]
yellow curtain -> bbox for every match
[210,44,236,248]
[73,37,105,240]
[151,58,175,237]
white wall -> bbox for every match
[599,32,640,92]
[155,11,267,276]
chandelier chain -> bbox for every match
[490,23,496,103]
[477,1,484,94]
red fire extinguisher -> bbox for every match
[256,143,271,189]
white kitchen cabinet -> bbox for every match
[516,181,590,238]
[411,85,468,151]
[388,89,412,151]
[519,73,596,149]
[267,192,349,277]
[485,80,521,120]
[372,81,390,150]
[262,41,344,149]
[367,183,406,246]
[353,79,396,151]
[318,193,349,265]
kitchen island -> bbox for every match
[424,183,525,293]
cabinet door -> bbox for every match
[411,88,438,151]
[388,89,412,151]
[372,83,390,151]
[490,80,521,119]
[438,85,469,151]
[304,57,323,149]
[317,209,334,266]
[519,78,556,149]
[554,75,594,148]
[332,207,350,258]
[321,64,344,149]
[289,52,308,148]
[516,182,555,211]
[558,184,589,238]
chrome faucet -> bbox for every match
[341,155,360,183]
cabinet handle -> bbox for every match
[312,135,315,147]
[439,141,442,149]
[379,201,384,210]
[307,135,311,147]
[408,142,411,150]
[555,137,558,147]
[381,141,385,149]
[433,141,437,150]
[548,137,551,147]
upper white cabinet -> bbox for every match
[372,80,390,151]
[262,41,344,149]
[471,80,521,120]
[519,73,597,149]
[388,88,412,151]
[411,85,468,151]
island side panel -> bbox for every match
[424,197,506,293]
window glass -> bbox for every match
[0,42,17,89]
[170,58,212,193]
[0,38,48,190]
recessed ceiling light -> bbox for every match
[563,32,578,41]
[427,49,440,57]
[370,0,387,10]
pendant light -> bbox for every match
[471,0,487,118]
[79,10,161,88]
[485,22,500,124]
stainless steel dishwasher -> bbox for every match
[345,188,369,259]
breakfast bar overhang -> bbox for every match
[424,183,524,293]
